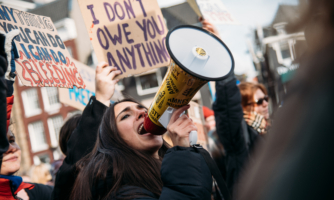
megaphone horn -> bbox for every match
[143,25,234,145]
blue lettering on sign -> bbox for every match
[69,86,95,106]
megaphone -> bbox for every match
[143,25,234,145]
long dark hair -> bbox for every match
[59,113,82,155]
[70,98,170,200]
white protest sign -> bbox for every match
[78,0,170,79]
[195,0,239,25]
[0,5,85,88]
[59,60,123,111]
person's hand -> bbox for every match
[199,17,220,37]
[95,62,121,107]
[167,105,197,147]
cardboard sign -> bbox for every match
[78,0,170,79]
[189,0,239,25]
[187,0,203,17]
[59,60,124,110]
[0,5,85,88]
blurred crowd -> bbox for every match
[1,0,334,199]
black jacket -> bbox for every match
[51,96,107,200]
[25,183,53,200]
[53,96,212,200]
[96,146,212,200]
[212,75,260,195]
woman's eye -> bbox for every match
[9,139,15,143]
[121,114,130,120]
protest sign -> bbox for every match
[0,5,85,88]
[188,0,239,25]
[78,0,170,79]
[59,60,124,111]
[186,0,202,17]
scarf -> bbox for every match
[244,111,268,135]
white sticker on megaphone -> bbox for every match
[158,107,177,129]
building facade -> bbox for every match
[251,4,307,110]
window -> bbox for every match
[41,87,61,112]
[47,115,63,147]
[280,42,291,59]
[28,121,48,152]
[135,69,162,96]
[22,88,41,117]
[33,154,51,165]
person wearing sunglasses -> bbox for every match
[239,82,270,135]
[213,77,270,196]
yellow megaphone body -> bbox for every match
[143,25,234,145]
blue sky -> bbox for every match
[158,0,299,75]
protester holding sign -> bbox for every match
[0,30,54,200]
[52,62,119,200]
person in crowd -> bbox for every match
[47,113,82,186]
[236,0,334,199]
[0,128,35,199]
[52,62,212,200]
[70,98,213,200]
[59,114,82,156]
[0,30,54,200]
[238,82,269,135]
[29,164,52,185]
[52,62,120,200]
[200,17,268,196]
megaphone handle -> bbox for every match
[179,112,198,145]
[189,130,198,145]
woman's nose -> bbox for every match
[6,143,18,154]
[136,110,146,120]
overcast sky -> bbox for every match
[157,0,299,76]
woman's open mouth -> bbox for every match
[138,123,148,135]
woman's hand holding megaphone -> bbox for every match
[167,105,198,147]
[95,62,121,107]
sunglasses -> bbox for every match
[248,96,269,106]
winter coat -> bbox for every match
[0,176,34,200]
[212,75,261,196]
[53,96,213,200]
[91,146,213,200]
[51,96,107,200]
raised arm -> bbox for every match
[212,75,248,194]
[52,62,121,200]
